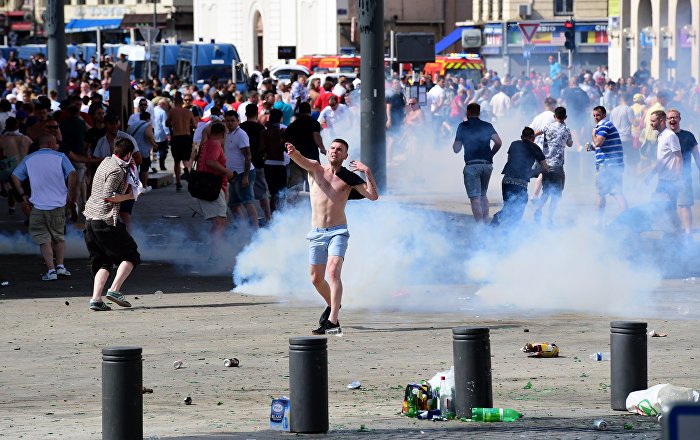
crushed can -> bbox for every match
[269,396,290,431]
[521,342,560,358]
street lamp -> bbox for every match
[622,28,635,49]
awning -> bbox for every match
[435,27,466,54]
[65,19,122,33]
[120,13,168,29]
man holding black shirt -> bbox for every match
[491,127,549,227]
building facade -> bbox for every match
[7,0,194,44]
[192,0,472,71]
[608,0,700,83]
[467,0,610,76]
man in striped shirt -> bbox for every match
[83,138,141,311]
[591,106,628,224]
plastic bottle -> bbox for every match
[471,407,523,422]
[439,376,453,416]
[590,351,610,361]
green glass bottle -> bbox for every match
[471,407,523,422]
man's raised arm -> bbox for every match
[286,142,323,173]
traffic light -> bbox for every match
[564,20,576,51]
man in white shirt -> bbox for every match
[610,93,637,169]
[649,109,683,232]
[489,84,511,123]
[223,110,259,229]
[128,98,154,126]
[237,92,259,123]
[66,54,78,79]
[85,56,100,80]
[528,97,557,199]
[317,95,350,138]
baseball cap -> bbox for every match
[633,93,644,103]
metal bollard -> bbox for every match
[102,346,142,440]
[289,337,328,433]
[453,327,493,418]
[611,321,647,411]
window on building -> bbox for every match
[554,0,574,15]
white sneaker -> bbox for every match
[144,186,153,193]
[56,266,71,277]
[42,270,58,281]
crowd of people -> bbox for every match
[1,47,699,312]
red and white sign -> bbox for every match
[518,23,540,44]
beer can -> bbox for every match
[593,419,608,430]
[223,358,239,367]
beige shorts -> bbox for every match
[29,206,66,245]
[191,189,227,220]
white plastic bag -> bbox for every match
[428,366,455,395]
[626,383,700,416]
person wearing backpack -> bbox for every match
[127,112,158,193]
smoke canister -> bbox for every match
[223,358,239,367]
[593,419,608,430]
[173,360,183,369]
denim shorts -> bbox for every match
[306,224,350,265]
[595,166,623,196]
[228,168,256,207]
[463,162,493,198]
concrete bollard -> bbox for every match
[611,321,647,411]
[453,327,493,418]
[102,346,142,440]
[289,337,328,433]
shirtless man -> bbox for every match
[166,95,198,191]
[286,138,379,335]
[0,117,31,214]
[27,103,61,143]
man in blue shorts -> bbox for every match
[452,103,502,223]
[286,138,379,335]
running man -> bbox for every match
[286,138,379,335]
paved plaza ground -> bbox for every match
[1,166,699,439]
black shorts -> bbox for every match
[542,169,565,196]
[120,199,135,215]
[171,135,193,162]
[265,165,287,197]
[84,220,141,276]
[140,157,152,172]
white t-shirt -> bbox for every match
[610,104,635,141]
[67,57,78,78]
[238,101,255,123]
[427,84,444,113]
[224,127,253,174]
[530,110,554,148]
[490,92,511,118]
[93,131,138,158]
[656,128,682,181]
[317,104,349,131]
[332,83,347,97]
[86,62,99,79]
[133,97,155,116]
